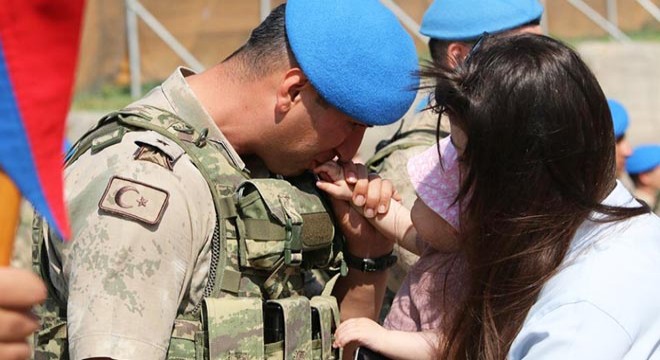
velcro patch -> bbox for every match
[134,130,185,163]
[99,176,169,225]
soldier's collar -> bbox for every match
[162,67,246,171]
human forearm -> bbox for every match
[334,227,392,321]
[333,268,389,321]
[375,330,438,360]
[366,200,419,255]
[333,264,389,360]
[332,207,394,359]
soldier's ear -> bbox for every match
[276,67,308,113]
[446,42,471,68]
[638,171,652,186]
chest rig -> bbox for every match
[33,105,344,360]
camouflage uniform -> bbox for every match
[632,189,660,216]
[34,67,341,359]
[366,101,449,292]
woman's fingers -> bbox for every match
[0,308,39,341]
[0,268,46,309]
[0,268,46,359]
[0,341,31,360]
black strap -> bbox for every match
[343,250,397,273]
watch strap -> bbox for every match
[343,250,397,272]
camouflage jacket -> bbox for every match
[33,69,342,360]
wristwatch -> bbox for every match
[343,250,398,272]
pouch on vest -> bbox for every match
[203,297,265,360]
[167,318,204,360]
[310,296,342,360]
[235,178,336,271]
[265,297,312,360]
[34,304,69,360]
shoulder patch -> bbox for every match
[99,176,169,225]
[134,130,185,163]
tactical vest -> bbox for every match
[366,119,446,174]
[33,105,344,360]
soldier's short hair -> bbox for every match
[225,4,294,79]
[428,18,541,66]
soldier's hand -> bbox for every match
[327,190,395,258]
[0,268,46,360]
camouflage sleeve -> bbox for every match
[50,131,215,359]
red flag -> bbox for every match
[0,0,85,240]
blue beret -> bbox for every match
[608,99,629,138]
[285,0,418,126]
[420,0,543,40]
[626,145,660,175]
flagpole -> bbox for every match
[0,171,20,266]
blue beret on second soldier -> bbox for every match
[608,99,629,139]
[285,0,418,126]
[626,145,660,175]
[420,0,544,40]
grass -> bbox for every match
[72,81,161,111]
[629,27,660,41]
[557,27,660,46]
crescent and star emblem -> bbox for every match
[114,186,139,209]
[100,176,168,225]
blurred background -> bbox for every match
[12,0,660,268]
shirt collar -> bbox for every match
[600,180,639,208]
[569,181,642,255]
[160,67,246,170]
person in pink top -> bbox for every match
[382,137,467,335]
[315,136,466,359]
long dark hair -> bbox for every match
[423,34,649,359]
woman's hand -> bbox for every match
[0,268,47,360]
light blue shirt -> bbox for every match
[510,182,660,359]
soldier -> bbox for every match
[626,144,660,214]
[607,98,634,177]
[366,0,545,295]
[32,1,418,359]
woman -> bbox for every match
[427,33,660,359]
[325,33,660,359]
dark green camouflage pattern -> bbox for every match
[167,318,203,359]
[205,297,264,359]
[310,296,341,360]
[235,179,336,271]
[34,104,342,359]
[269,297,312,360]
[32,213,69,360]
